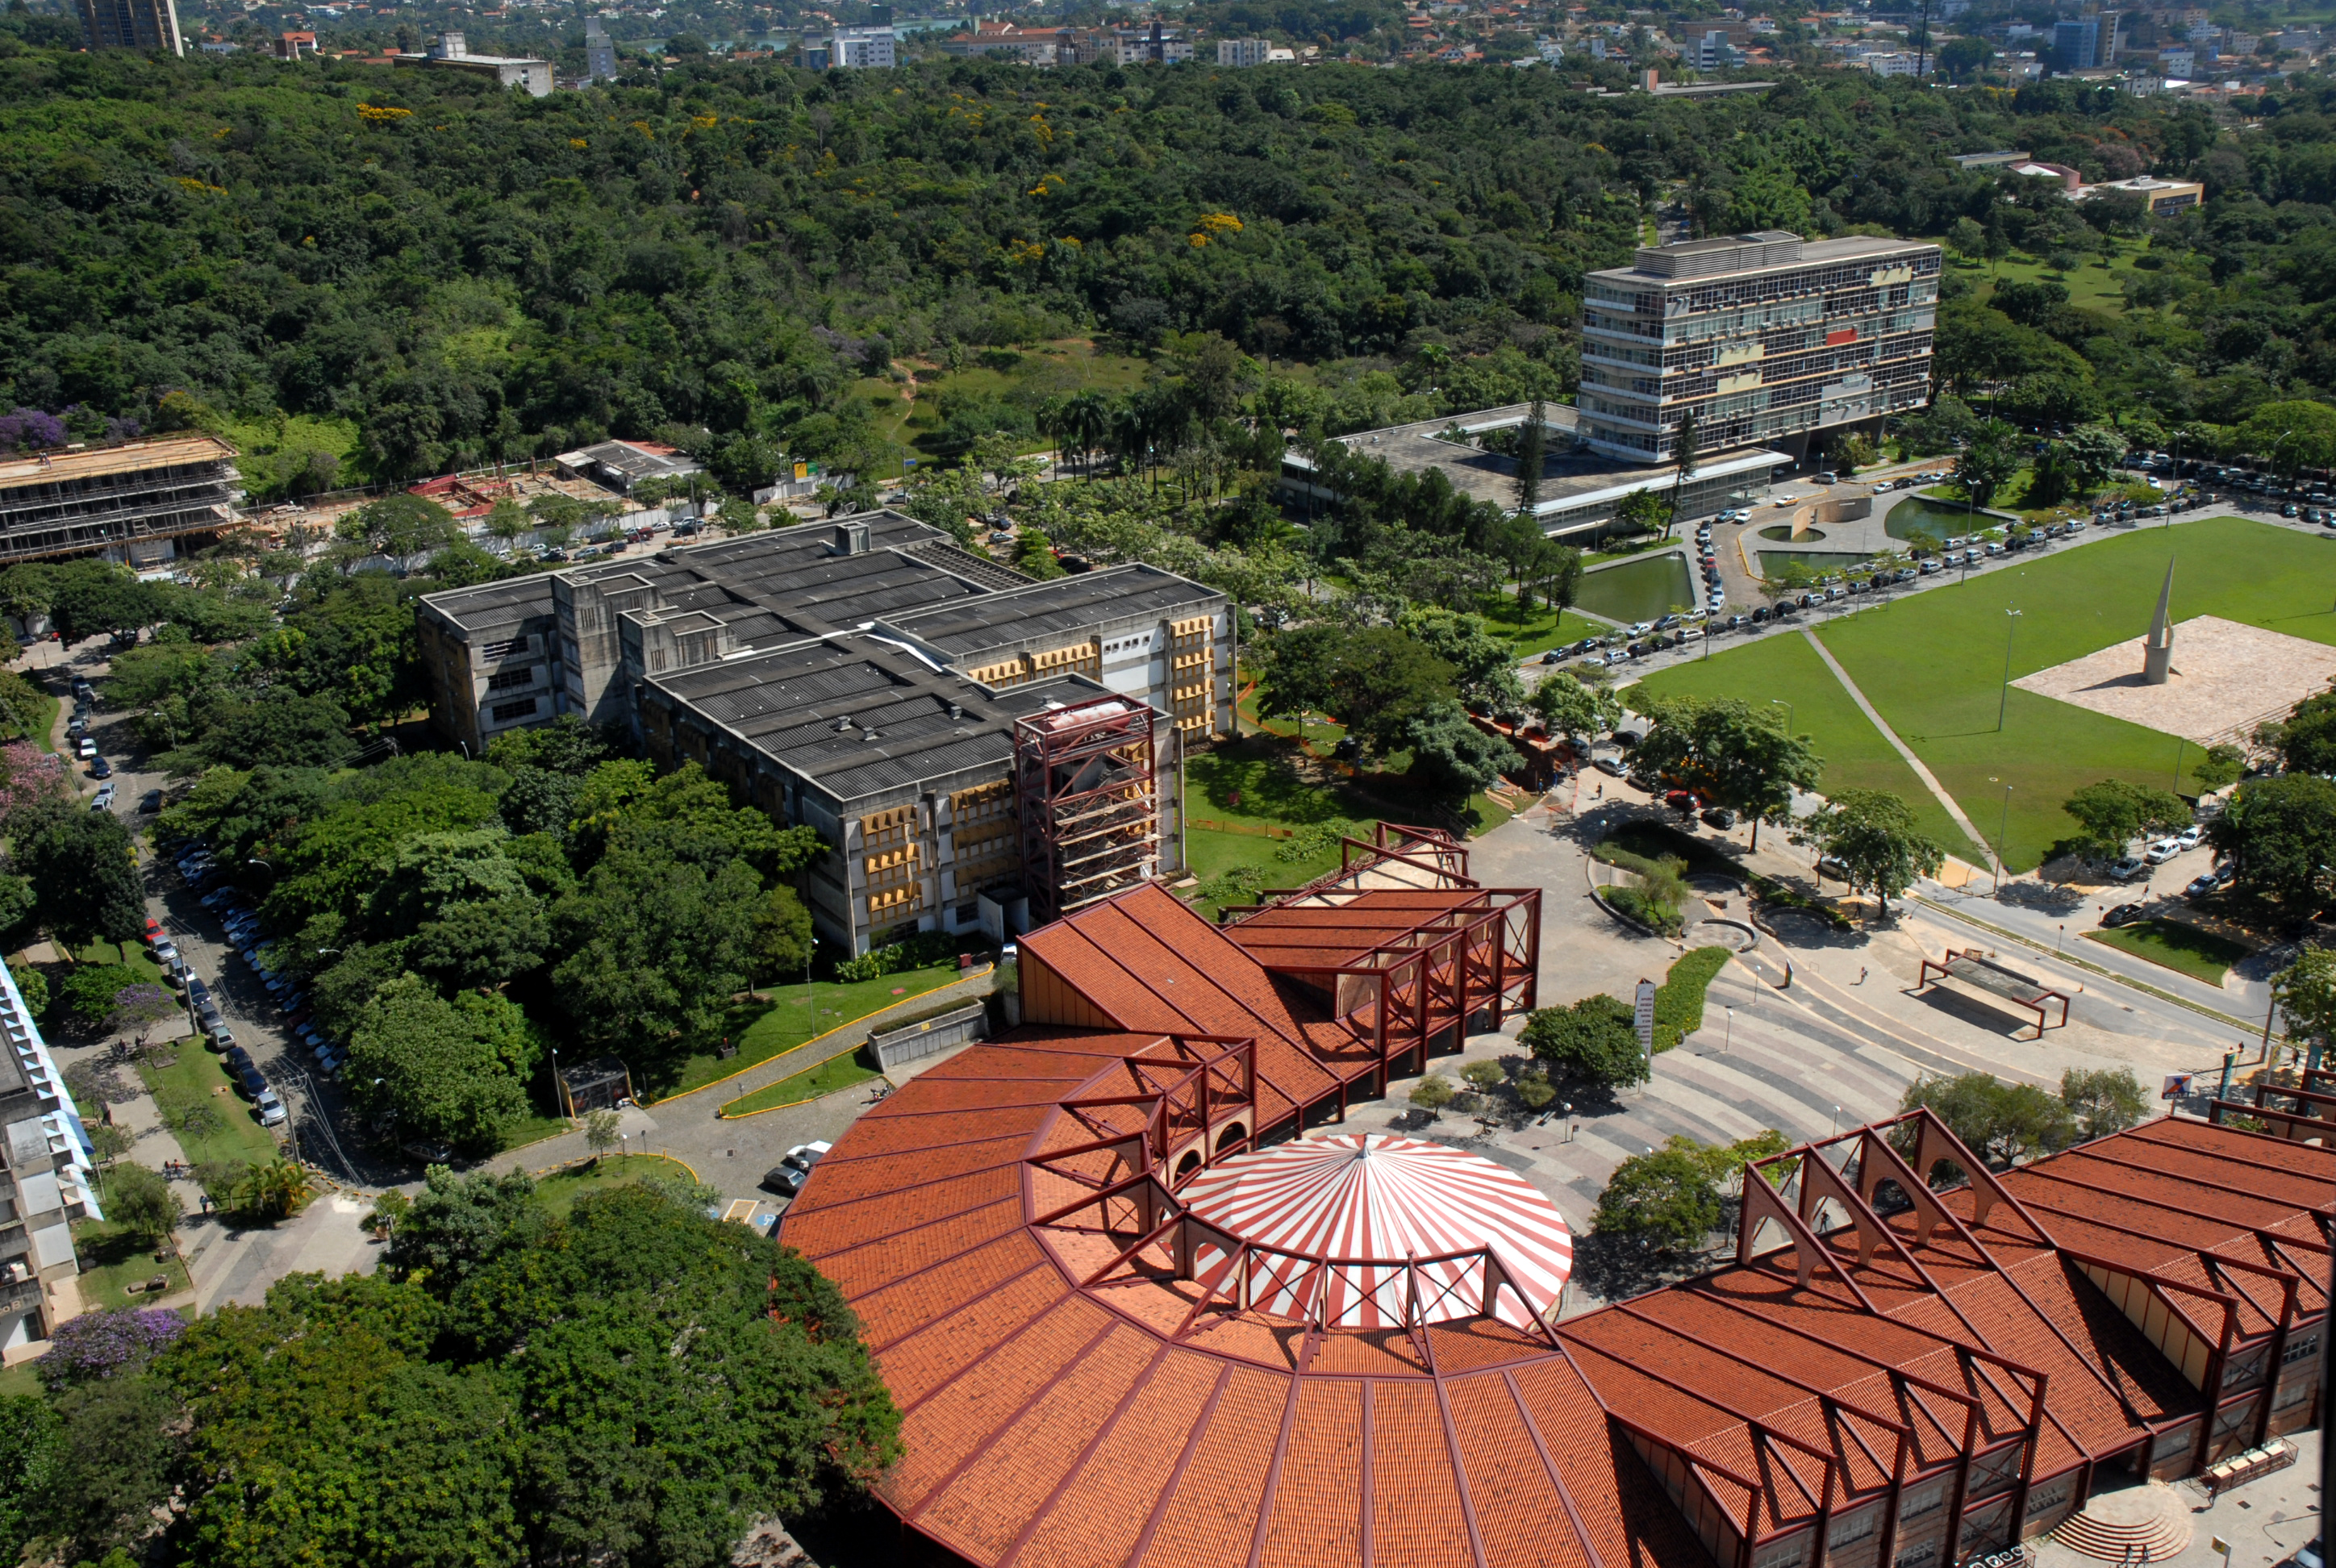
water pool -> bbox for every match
[1576,553,1696,623]
[1758,549,1874,578]
[1886,498,1992,543]
[1757,524,1825,542]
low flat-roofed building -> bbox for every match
[1282,402,1790,541]
[417,514,1231,952]
[2079,174,2206,214]
[550,440,703,495]
[394,32,553,94]
[1950,148,2032,167]
[0,435,240,567]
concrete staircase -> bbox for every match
[2049,1483,2194,1563]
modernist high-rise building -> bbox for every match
[1578,230,1942,465]
[74,0,182,52]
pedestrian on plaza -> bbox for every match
[1858,966,1867,985]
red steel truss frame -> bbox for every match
[1014,694,1162,925]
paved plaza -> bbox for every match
[2013,615,2336,747]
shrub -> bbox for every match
[1409,1073,1455,1109]
[1604,885,1683,936]
[1274,818,1364,863]
[1653,947,1732,1052]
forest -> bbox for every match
[9,21,2336,499]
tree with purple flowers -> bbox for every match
[35,1307,183,1391]
[0,409,65,455]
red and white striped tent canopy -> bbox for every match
[1177,1132,1573,1331]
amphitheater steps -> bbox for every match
[2049,1485,2195,1564]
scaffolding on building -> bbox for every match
[1015,694,1162,924]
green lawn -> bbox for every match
[69,1215,191,1311]
[1971,249,2138,316]
[70,941,164,986]
[853,339,1152,479]
[1634,629,1988,865]
[498,1113,574,1153]
[1812,515,2336,869]
[533,1153,697,1219]
[2083,920,2250,986]
[136,1045,280,1172]
[1479,600,1609,661]
[719,1046,883,1118]
[662,962,966,1099]
[0,1362,43,1400]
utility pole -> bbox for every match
[1996,607,2023,732]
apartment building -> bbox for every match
[830,25,897,67]
[394,32,553,94]
[1217,35,1271,65]
[416,515,1231,953]
[1579,230,1942,465]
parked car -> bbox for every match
[2184,873,2223,899]
[1593,755,1628,778]
[73,737,94,760]
[138,789,162,814]
[2175,824,2204,850]
[2142,837,2181,865]
[209,1026,236,1052]
[2101,903,2147,928]
[235,1065,268,1099]
[1817,855,1852,882]
[2107,856,2148,881]
[254,1089,288,1128]
[1700,807,1737,830]
[90,786,115,811]
[149,940,177,965]
[763,1141,834,1195]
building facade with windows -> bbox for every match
[830,25,897,67]
[416,515,1230,953]
[73,0,182,52]
[0,961,99,1362]
[1579,231,1942,466]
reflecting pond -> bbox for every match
[1757,524,1825,542]
[1758,549,1874,578]
[1886,499,1992,543]
[1576,553,1696,623]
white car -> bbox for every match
[2143,838,2182,865]
[2175,825,2204,850]
[1773,495,1797,507]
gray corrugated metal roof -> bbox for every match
[418,574,557,635]
[891,564,1219,653]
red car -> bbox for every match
[1664,790,1701,813]
[142,917,165,942]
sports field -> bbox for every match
[1639,516,2336,871]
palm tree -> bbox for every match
[1667,409,1700,541]
[1110,399,1150,487]
[235,1159,314,1221]
[1062,390,1112,480]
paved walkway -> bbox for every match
[1800,625,1996,859]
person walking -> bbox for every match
[1858,965,1867,985]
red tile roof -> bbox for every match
[785,878,2334,1568]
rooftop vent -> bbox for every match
[860,729,881,742]
[832,521,872,557]
[946,702,963,720]
[834,716,854,732]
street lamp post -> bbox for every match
[1996,607,2024,732]
[1770,698,1794,735]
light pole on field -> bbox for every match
[1990,778,2013,895]
[1771,698,1794,734]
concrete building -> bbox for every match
[1216,35,1271,64]
[1117,19,1192,63]
[830,24,897,67]
[0,435,239,567]
[1579,229,1942,466]
[1282,402,1790,542]
[415,514,1232,953]
[2079,173,2205,214]
[1950,149,2032,168]
[73,0,182,53]
[582,14,617,81]
[395,32,553,95]
[0,961,101,1362]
